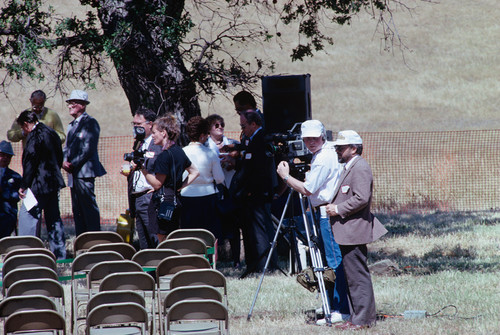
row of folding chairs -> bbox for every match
[0,238,67,335]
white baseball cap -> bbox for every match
[66,90,90,105]
[332,130,363,145]
[301,120,325,138]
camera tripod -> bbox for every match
[247,188,332,325]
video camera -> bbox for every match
[123,126,146,167]
[265,123,312,179]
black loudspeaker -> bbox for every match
[262,74,312,134]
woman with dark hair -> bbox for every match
[142,114,199,242]
[205,114,241,265]
[180,116,225,239]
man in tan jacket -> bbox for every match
[326,130,387,330]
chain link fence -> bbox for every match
[8,130,500,226]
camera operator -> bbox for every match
[121,107,162,249]
[276,120,349,324]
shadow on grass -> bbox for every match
[376,211,500,238]
[369,211,500,274]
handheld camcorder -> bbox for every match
[123,126,146,167]
[265,123,312,179]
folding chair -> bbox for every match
[1,253,57,279]
[0,235,45,260]
[163,285,222,332]
[82,291,146,335]
[157,237,207,256]
[156,255,212,318]
[86,302,148,335]
[73,231,124,255]
[88,242,137,260]
[3,247,56,262]
[99,271,157,335]
[166,299,228,335]
[0,294,58,320]
[2,266,58,296]
[71,251,124,333]
[87,260,143,295]
[4,309,66,335]
[166,229,217,268]
[6,278,66,317]
[131,249,181,271]
[169,269,228,306]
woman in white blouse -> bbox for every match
[180,116,225,239]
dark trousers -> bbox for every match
[340,244,377,326]
[71,177,101,236]
[180,194,222,240]
[134,192,157,249]
[241,199,277,273]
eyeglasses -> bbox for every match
[335,145,350,153]
[130,121,151,126]
[214,122,225,129]
[67,101,84,106]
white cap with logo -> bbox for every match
[332,130,363,145]
[301,120,325,138]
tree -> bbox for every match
[0,0,419,120]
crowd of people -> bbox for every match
[0,88,387,330]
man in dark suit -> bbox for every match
[0,141,22,238]
[231,110,278,274]
[63,90,106,236]
[326,130,387,330]
[121,107,162,249]
[16,111,67,259]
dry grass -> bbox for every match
[1,0,500,138]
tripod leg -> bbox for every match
[247,190,294,321]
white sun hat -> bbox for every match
[301,120,325,138]
[332,130,363,145]
[66,90,90,105]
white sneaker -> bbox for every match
[316,312,350,325]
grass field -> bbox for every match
[1,1,499,334]
[222,211,500,334]
[1,0,500,137]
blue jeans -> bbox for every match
[317,214,349,314]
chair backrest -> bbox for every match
[87,290,145,314]
[2,253,57,278]
[88,242,137,260]
[0,236,45,257]
[73,231,124,255]
[88,260,143,288]
[164,285,222,311]
[86,302,148,335]
[6,278,65,301]
[4,247,56,262]
[71,251,124,279]
[157,237,207,255]
[0,294,57,317]
[2,266,58,296]
[166,229,216,248]
[156,255,211,280]
[131,249,181,268]
[99,271,156,292]
[169,269,227,295]
[5,309,66,335]
[166,299,228,333]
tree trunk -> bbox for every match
[96,0,200,123]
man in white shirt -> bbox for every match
[276,120,349,324]
[122,107,162,249]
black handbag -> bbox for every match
[157,150,180,222]
[215,183,236,216]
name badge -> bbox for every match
[245,153,252,159]
[341,185,350,194]
[145,151,155,158]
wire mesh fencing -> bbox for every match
[8,129,500,227]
